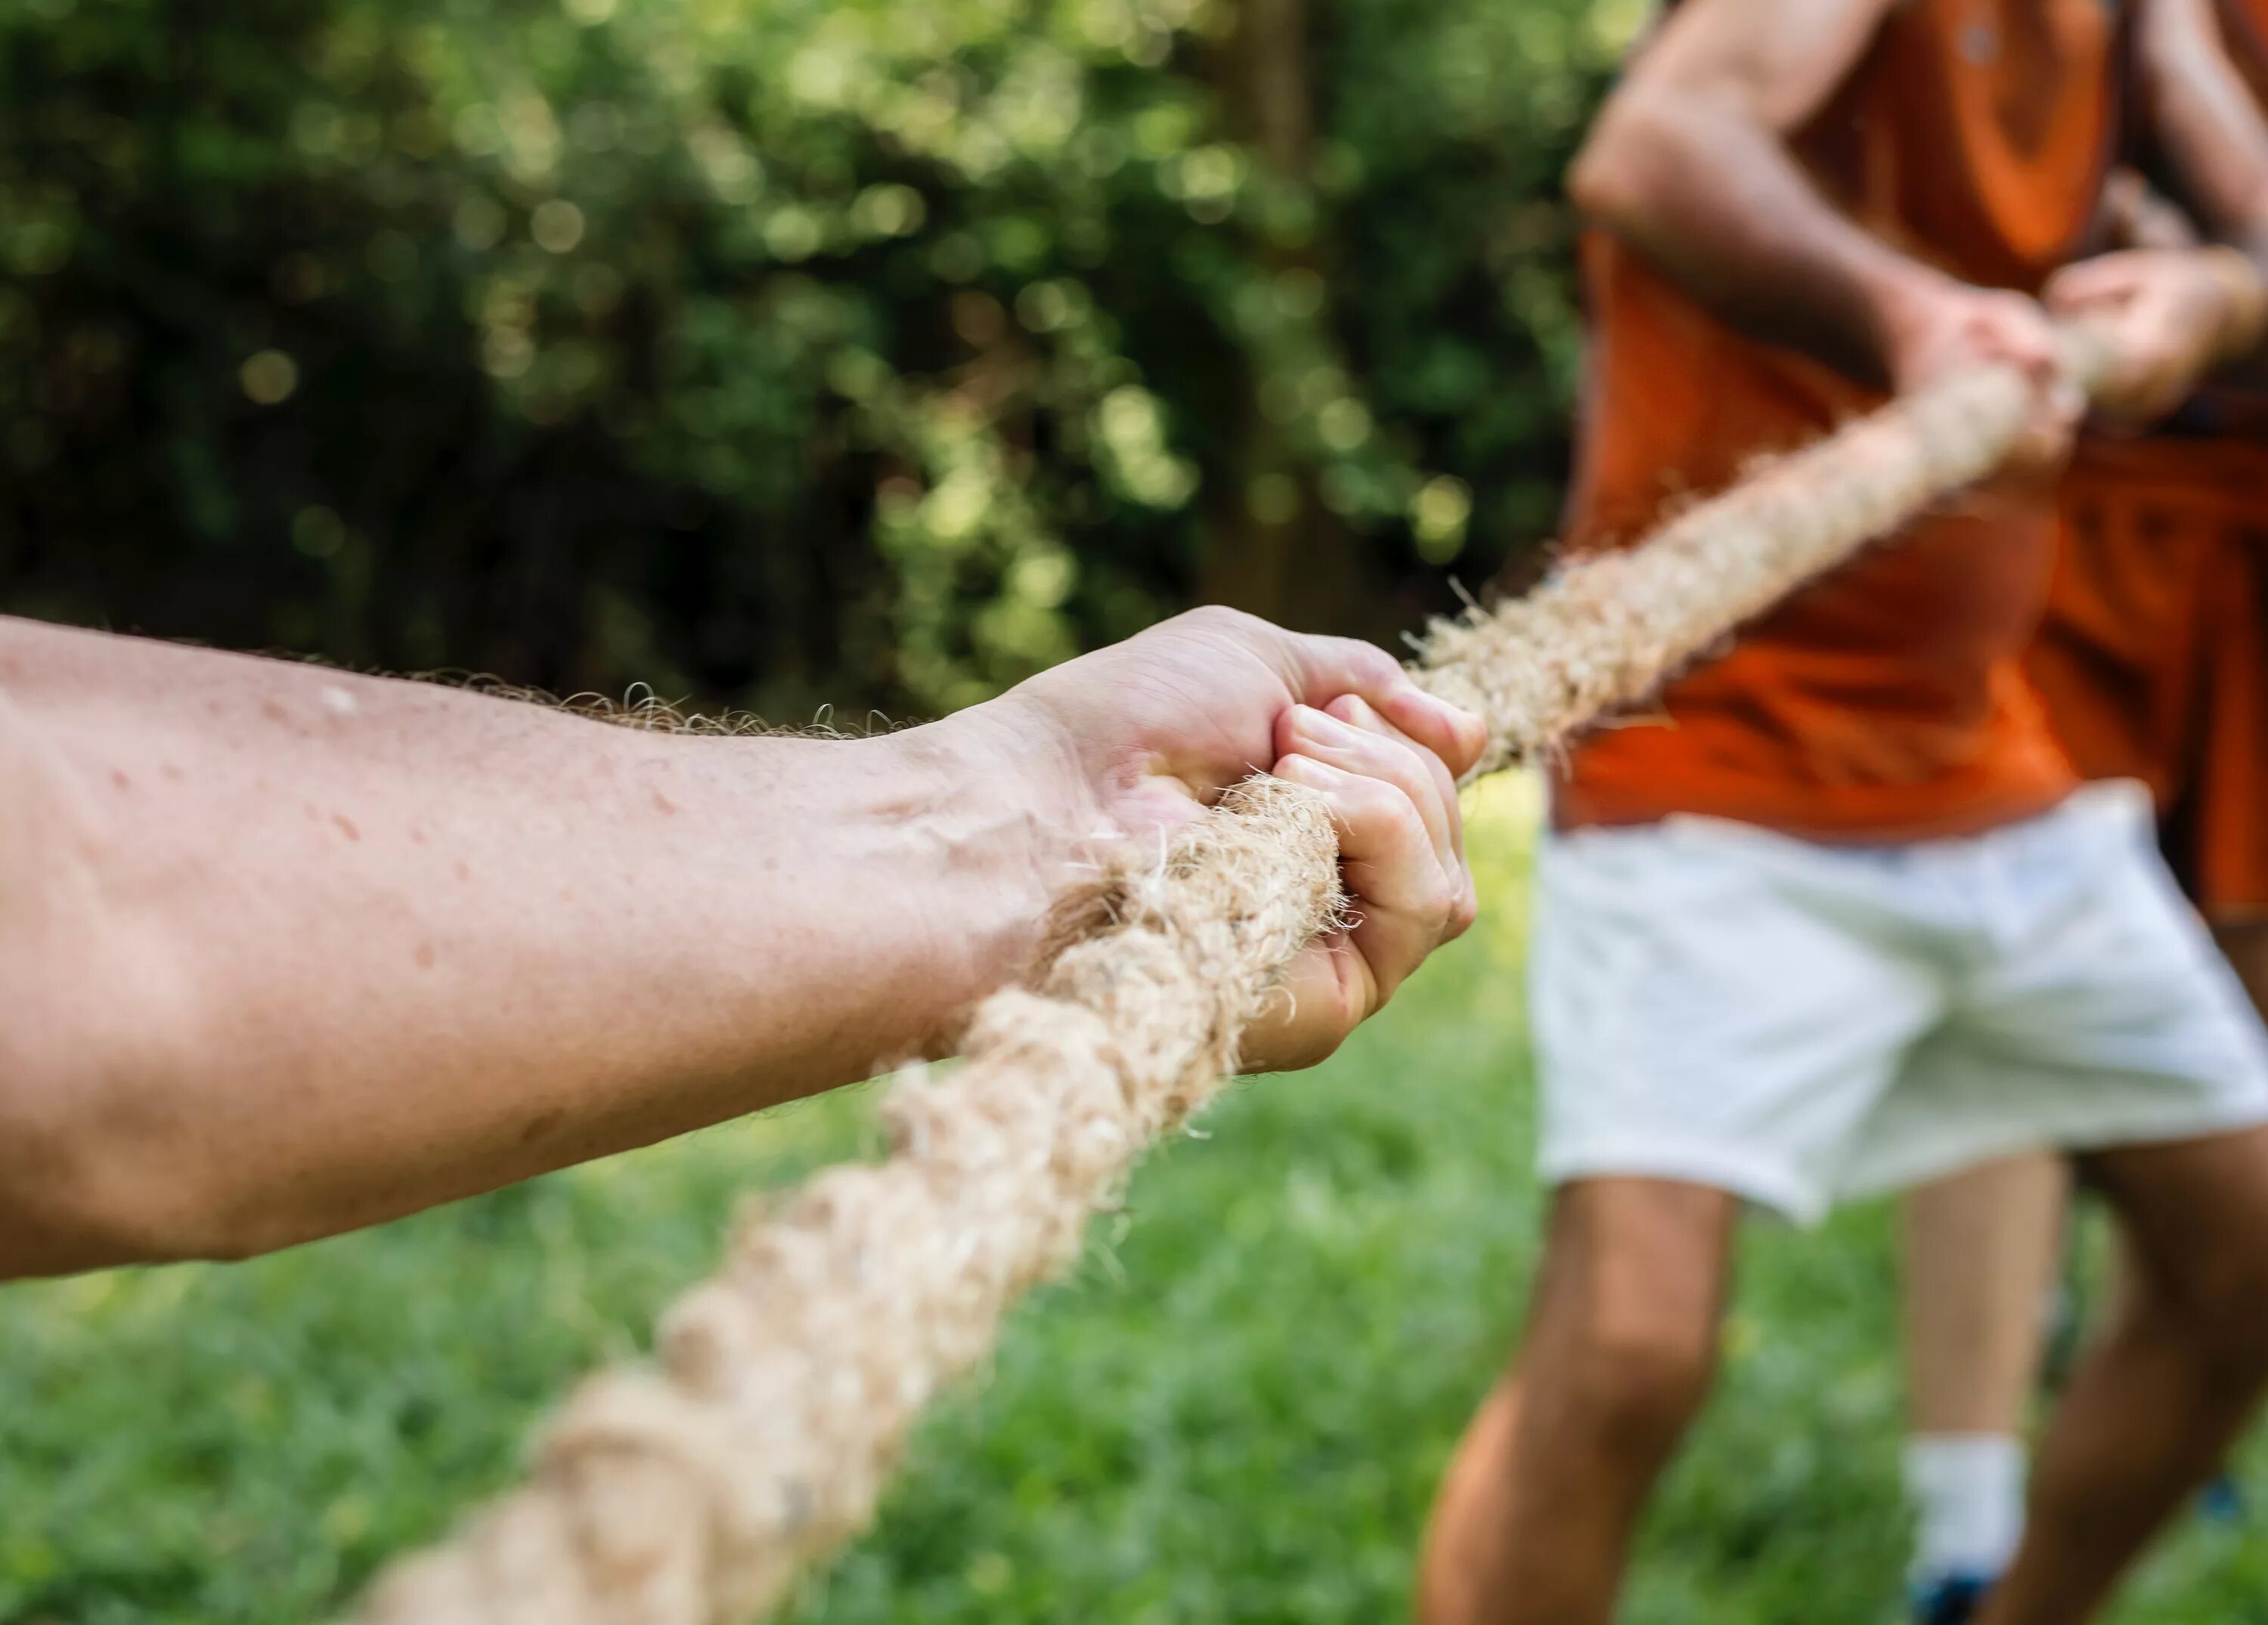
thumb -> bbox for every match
[1276,630,1488,778]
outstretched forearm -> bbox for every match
[0,608,1487,1278]
[0,618,1064,1276]
[1571,87,1936,382]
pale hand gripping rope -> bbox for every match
[347,328,2113,1625]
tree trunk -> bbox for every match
[1197,0,1381,638]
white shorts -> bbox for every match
[1531,782,2268,1223]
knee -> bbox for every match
[1554,1300,1720,1454]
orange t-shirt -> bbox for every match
[1555,0,2123,840]
[2034,435,2268,802]
[2034,0,2268,795]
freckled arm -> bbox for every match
[0,616,1064,1277]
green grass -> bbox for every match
[8,777,2268,1623]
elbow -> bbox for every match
[1566,137,1631,227]
[1566,101,1673,236]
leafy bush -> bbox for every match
[0,0,1631,716]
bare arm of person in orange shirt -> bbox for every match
[0,609,1484,1279]
[2046,0,2268,419]
[1566,0,2078,461]
[2141,0,2268,259]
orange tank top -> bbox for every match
[1557,0,2123,840]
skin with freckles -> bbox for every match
[0,605,1483,1279]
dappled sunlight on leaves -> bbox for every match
[2,0,1622,716]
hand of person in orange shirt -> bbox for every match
[1877,278,2082,475]
[2044,246,2268,429]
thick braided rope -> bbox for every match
[346,333,2110,1625]
[1421,330,2107,765]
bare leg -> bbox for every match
[1898,1153,2068,1594]
[1416,1178,1739,1625]
[1901,1153,2070,1435]
[1980,1125,2268,1624]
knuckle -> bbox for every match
[1180,602,1261,640]
[1378,786,1430,845]
[1366,741,1427,799]
[1338,767,1402,819]
[1325,633,1405,690]
[1449,880,1479,937]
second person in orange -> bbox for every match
[1416,3,2268,1622]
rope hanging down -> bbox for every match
[346,330,2112,1625]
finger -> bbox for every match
[1367,681,1489,783]
[1975,292,2063,378]
[1237,927,1371,1074]
[1277,703,1457,871]
[1273,753,1469,1005]
[2102,327,2202,425]
[2043,257,2130,314]
[2000,350,2083,470]
[1163,605,1407,717]
[1322,692,1467,865]
[1271,627,1488,778]
[2016,412,2076,473]
[1268,624,1408,709]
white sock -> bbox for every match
[1904,1432,2028,1585]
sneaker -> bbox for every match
[1911,1573,1992,1625]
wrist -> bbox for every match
[878,699,1091,999]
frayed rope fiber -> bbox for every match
[345,330,2112,1625]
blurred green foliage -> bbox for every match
[0,0,1634,715]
